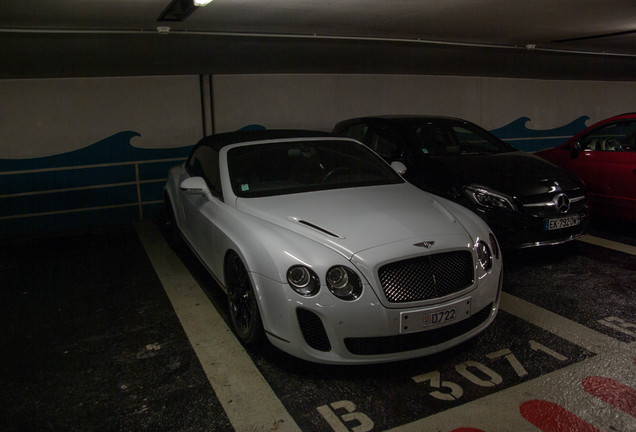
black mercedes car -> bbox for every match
[333,116,590,248]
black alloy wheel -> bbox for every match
[226,252,265,345]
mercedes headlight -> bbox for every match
[464,185,517,211]
[326,266,362,300]
[287,265,320,296]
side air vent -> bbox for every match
[297,308,331,352]
[297,220,342,238]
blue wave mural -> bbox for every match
[1,132,180,171]
[490,116,590,152]
[0,132,191,239]
[238,124,266,131]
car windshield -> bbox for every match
[227,139,404,197]
[412,122,514,156]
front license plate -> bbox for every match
[545,214,580,231]
[423,308,456,327]
[399,297,471,334]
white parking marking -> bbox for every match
[500,292,627,355]
[135,222,300,432]
[579,234,636,255]
[598,316,636,337]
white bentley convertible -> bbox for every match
[164,130,502,364]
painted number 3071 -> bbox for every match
[412,340,568,401]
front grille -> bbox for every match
[344,303,493,355]
[297,308,331,352]
[522,190,587,218]
[378,251,474,303]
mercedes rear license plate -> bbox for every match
[545,214,580,231]
[399,297,471,334]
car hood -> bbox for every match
[426,151,581,196]
[235,183,472,259]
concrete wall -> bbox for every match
[1,73,635,238]
[1,76,202,159]
[212,74,636,135]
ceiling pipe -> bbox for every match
[1,27,634,58]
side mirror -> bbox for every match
[571,141,582,159]
[180,176,210,195]
[391,161,407,175]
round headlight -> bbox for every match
[476,240,493,271]
[326,266,362,300]
[287,265,320,296]
[326,266,348,288]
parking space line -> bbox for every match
[135,222,300,432]
[500,292,627,355]
[578,234,636,255]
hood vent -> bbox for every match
[297,220,342,238]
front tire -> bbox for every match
[225,252,265,345]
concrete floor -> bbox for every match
[1,219,634,432]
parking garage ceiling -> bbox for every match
[1,0,635,80]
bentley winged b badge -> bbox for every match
[414,241,435,248]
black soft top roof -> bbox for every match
[193,129,333,152]
[333,115,472,131]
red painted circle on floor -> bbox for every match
[520,400,601,432]
[582,376,636,417]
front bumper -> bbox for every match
[250,263,502,365]
[474,207,590,249]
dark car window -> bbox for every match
[579,120,636,151]
[227,139,404,198]
[415,123,513,156]
[342,123,368,142]
[367,123,403,158]
[186,145,222,197]
[415,125,457,155]
[452,126,503,153]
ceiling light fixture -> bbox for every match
[158,0,212,22]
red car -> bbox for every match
[536,113,636,222]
